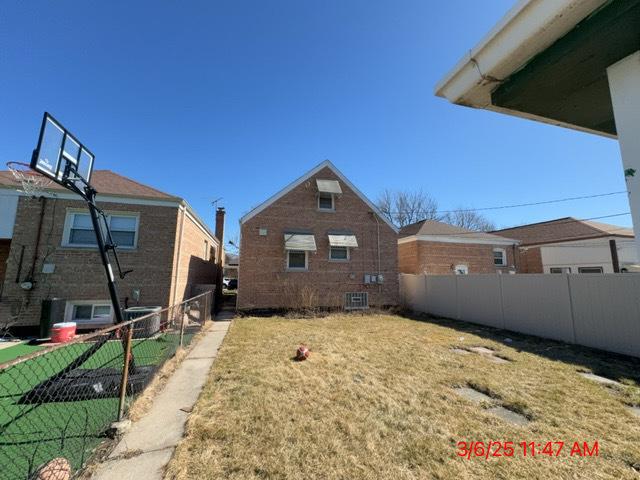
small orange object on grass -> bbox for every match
[295,345,310,361]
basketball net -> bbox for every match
[6,161,53,197]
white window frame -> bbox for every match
[550,267,572,274]
[287,250,309,271]
[65,300,114,324]
[454,264,469,275]
[493,248,507,266]
[62,210,139,249]
[329,246,350,261]
[578,266,604,274]
[317,193,334,211]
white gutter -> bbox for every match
[434,0,610,136]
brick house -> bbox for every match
[0,170,223,330]
[237,160,398,311]
[398,220,519,275]
[492,217,637,274]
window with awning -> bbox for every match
[284,233,317,251]
[316,179,342,194]
[328,234,358,248]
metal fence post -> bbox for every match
[117,325,134,421]
[179,303,186,348]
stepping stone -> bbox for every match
[451,348,470,355]
[453,387,495,404]
[628,406,640,418]
[487,406,529,426]
[469,346,495,355]
[579,372,622,387]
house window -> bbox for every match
[550,267,572,274]
[454,264,468,275]
[493,248,507,266]
[578,266,604,274]
[63,211,138,248]
[318,193,334,211]
[329,246,349,261]
[287,250,308,270]
[68,302,113,323]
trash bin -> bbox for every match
[124,306,162,338]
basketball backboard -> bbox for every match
[31,112,95,191]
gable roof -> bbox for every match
[239,160,399,232]
[400,219,519,245]
[491,217,635,246]
[0,169,178,200]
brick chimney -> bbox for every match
[215,207,225,244]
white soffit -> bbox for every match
[328,234,358,248]
[284,233,317,251]
[316,179,342,194]
[434,0,609,136]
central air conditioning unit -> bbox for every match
[345,292,369,310]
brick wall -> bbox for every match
[517,247,543,273]
[0,196,178,327]
[238,166,398,310]
[398,240,518,274]
[169,208,218,304]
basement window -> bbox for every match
[578,266,604,274]
[550,267,572,274]
[68,302,113,323]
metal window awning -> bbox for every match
[316,179,342,194]
[284,233,317,251]
[328,234,358,248]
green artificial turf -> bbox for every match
[0,331,193,480]
[0,343,44,364]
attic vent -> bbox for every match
[345,292,369,310]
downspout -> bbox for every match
[373,213,381,297]
[24,197,47,297]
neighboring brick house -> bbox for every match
[492,217,637,274]
[0,170,222,330]
[237,160,398,310]
[398,220,519,275]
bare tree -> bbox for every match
[377,189,442,227]
[444,209,496,231]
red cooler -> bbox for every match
[51,322,77,343]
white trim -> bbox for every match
[61,209,140,249]
[317,192,335,211]
[64,300,114,325]
[398,234,519,246]
[434,0,612,138]
[0,185,183,207]
[239,160,399,233]
[493,247,507,266]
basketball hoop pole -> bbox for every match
[84,186,125,326]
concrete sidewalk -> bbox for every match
[92,319,231,480]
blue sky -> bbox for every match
[0,0,631,243]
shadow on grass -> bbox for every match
[401,310,640,385]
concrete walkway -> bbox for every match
[92,319,231,480]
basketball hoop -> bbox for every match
[6,161,52,197]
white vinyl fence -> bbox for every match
[400,273,640,358]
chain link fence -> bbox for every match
[0,291,212,480]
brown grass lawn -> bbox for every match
[167,313,640,479]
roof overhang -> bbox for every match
[398,234,519,246]
[435,0,640,138]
